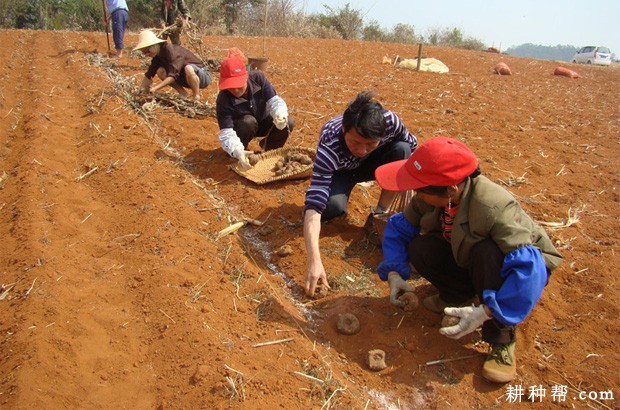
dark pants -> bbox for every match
[234,114,295,151]
[408,235,515,344]
[163,17,182,45]
[321,141,412,222]
[111,9,128,51]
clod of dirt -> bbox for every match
[494,62,512,75]
[398,292,419,311]
[275,244,293,257]
[337,312,361,335]
[191,364,210,385]
[248,153,260,166]
[441,315,461,328]
[367,349,387,371]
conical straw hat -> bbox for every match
[133,30,166,51]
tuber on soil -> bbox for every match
[337,312,361,335]
[398,292,419,311]
[271,152,313,176]
[441,314,461,328]
[248,154,260,166]
[494,62,512,75]
[367,349,387,371]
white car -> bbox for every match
[571,46,612,66]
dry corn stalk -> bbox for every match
[216,221,245,240]
[538,206,583,230]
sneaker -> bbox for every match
[482,341,517,383]
[423,294,476,314]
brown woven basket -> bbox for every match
[232,146,316,185]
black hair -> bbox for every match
[342,90,386,140]
[415,165,482,197]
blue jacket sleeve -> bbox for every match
[482,245,548,326]
[377,213,420,281]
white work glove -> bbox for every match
[273,111,288,130]
[439,305,492,339]
[387,272,414,308]
[232,147,253,171]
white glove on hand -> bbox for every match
[387,272,415,308]
[439,305,492,339]
[233,148,253,171]
[273,111,288,130]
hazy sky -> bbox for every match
[300,0,620,53]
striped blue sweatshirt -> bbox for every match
[304,111,416,213]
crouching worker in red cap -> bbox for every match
[374,136,563,383]
[216,56,294,170]
[134,30,211,100]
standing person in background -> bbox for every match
[161,0,191,45]
[216,56,294,170]
[303,90,417,297]
[106,0,128,58]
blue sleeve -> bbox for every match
[377,213,420,281]
[482,245,548,326]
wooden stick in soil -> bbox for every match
[425,355,478,366]
[262,2,268,56]
[77,166,98,181]
[159,309,176,323]
[100,0,111,51]
[291,371,323,384]
[25,278,37,296]
[252,337,293,347]
[0,283,16,300]
[224,364,244,376]
[321,388,346,410]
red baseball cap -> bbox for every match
[375,137,478,191]
[219,56,248,90]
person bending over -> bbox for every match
[134,30,211,101]
[215,56,294,170]
[303,90,417,297]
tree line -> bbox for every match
[504,44,585,62]
[0,0,486,50]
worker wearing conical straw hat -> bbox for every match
[134,30,211,101]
